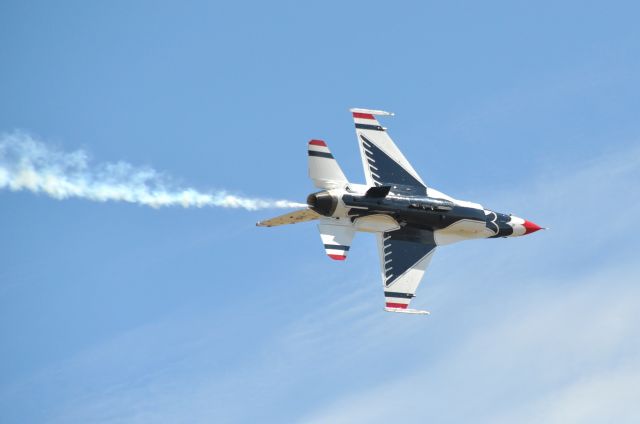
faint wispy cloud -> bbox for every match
[301,263,640,424]
[300,144,640,424]
[491,360,640,424]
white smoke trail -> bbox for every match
[0,132,306,210]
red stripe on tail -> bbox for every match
[309,140,327,147]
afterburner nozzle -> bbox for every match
[307,190,337,216]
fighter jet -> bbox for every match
[258,108,543,314]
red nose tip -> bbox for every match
[523,220,542,234]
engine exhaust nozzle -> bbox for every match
[307,190,337,216]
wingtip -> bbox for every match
[384,307,430,315]
[349,107,394,117]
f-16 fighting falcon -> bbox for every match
[258,108,543,314]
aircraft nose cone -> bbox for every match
[523,220,542,234]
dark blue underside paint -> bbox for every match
[383,227,436,287]
[486,211,515,238]
[360,135,426,192]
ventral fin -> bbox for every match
[365,185,391,198]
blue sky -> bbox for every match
[1,1,639,423]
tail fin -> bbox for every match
[308,140,348,189]
[256,209,320,227]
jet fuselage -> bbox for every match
[307,185,541,244]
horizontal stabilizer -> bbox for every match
[318,220,355,261]
[256,209,320,227]
[308,140,348,189]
